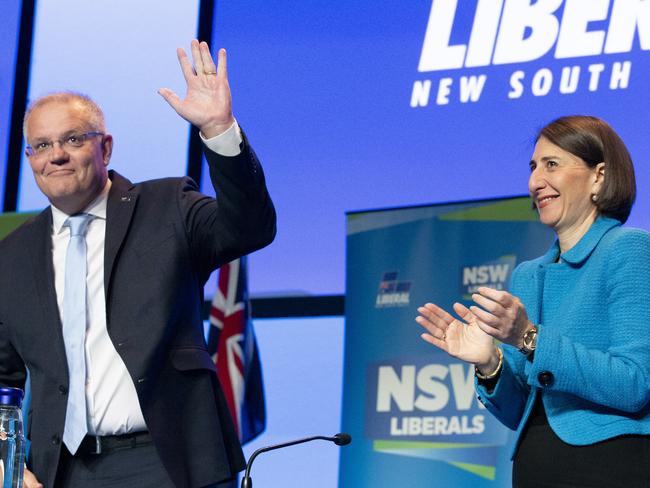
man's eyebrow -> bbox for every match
[60,128,86,136]
[30,128,86,140]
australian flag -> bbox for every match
[208,257,265,444]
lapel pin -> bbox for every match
[121,196,131,202]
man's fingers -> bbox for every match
[176,47,195,82]
[157,88,182,114]
[216,48,228,78]
[158,88,180,105]
[190,39,204,75]
[199,41,218,75]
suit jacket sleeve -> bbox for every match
[179,134,276,282]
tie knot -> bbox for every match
[65,213,93,237]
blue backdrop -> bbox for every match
[341,197,555,486]
[0,0,23,208]
[206,0,650,295]
[3,1,649,295]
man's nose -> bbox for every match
[49,142,70,164]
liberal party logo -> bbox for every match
[461,255,516,299]
[411,0,648,106]
[365,356,510,479]
[376,271,412,308]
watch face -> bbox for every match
[524,329,537,349]
[520,327,537,355]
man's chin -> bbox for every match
[42,186,80,201]
[42,187,88,212]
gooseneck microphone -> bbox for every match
[240,433,352,488]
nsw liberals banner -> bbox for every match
[340,197,554,487]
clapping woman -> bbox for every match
[416,116,650,487]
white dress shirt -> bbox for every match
[49,122,242,435]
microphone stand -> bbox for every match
[240,433,351,488]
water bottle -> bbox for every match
[0,388,25,488]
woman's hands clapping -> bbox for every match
[417,286,534,372]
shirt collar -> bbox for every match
[51,179,112,234]
[552,216,621,265]
[562,217,621,264]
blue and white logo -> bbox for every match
[365,356,510,479]
[460,255,516,299]
[411,0,648,106]
[376,271,412,308]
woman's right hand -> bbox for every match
[416,301,498,370]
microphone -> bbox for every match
[240,433,352,488]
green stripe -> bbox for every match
[0,212,38,240]
[374,440,489,450]
[439,197,537,221]
[448,461,496,480]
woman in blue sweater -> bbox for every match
[416,116,650,487]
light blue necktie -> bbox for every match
[62,213,93,454]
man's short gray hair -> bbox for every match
[23,92,107,139]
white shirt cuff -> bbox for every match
[200,119,243,156]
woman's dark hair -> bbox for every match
[537,115,636,223]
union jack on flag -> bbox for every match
[208,256,266,444]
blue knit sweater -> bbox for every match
[476,217,650,454]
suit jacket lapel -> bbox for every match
[104,170,139,301]
[27,209,69,370]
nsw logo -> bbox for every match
[460,255,516,299]
[365,356,510,479]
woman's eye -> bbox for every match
[546,160,558,168]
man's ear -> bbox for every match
[102,134,113,166]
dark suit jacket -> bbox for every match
[0,141,276,488]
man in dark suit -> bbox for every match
[0,40,275,487]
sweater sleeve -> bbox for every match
[475,265,534,430]
[475,346,531,430]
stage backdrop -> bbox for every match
[5,1,649,295]
[340,196,555,487]
[0,0,22,208]
[206,0,650,295]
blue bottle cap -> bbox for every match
[0,387,24,407]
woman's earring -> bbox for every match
[591,194,598,202]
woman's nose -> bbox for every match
[528,167,546,194]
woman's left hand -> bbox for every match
[470,286,535,348]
